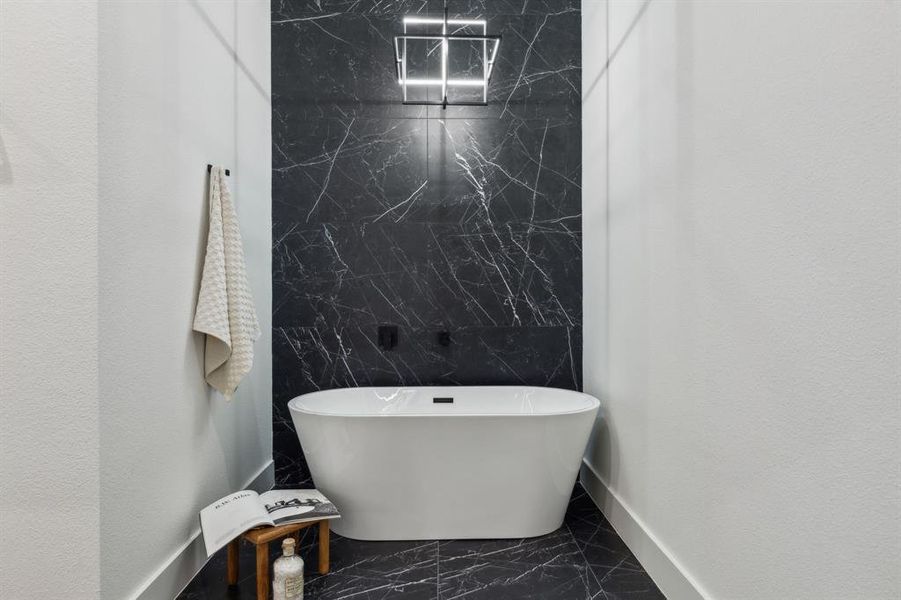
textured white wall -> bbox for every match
[97,1,272,598]
[582,0,609,477]
[582,1,901,599]
[0,2,100,597]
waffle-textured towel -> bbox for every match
[192,166,260,397]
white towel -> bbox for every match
[192,166,261,397]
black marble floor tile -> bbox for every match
[565,487,667,600]
[307,538,439,600]
[177,484,665,600]
[437,530,602,600]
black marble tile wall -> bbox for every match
[272,0,581,486]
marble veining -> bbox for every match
[271,10,580,121]
[176,486,666,600]
[273,0,581,487]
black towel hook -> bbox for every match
[207,164,230,176]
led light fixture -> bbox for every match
[393,3,501,108]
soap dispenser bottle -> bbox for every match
[273,537,304,600]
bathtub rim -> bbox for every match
[287,385,600,418]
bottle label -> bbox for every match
[285,575,303,599]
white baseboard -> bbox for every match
[579,459,712,600]
[129,460,275,600]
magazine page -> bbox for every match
[258,489,341,526]
[199,490,272,556]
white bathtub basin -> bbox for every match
[288,386,599,541]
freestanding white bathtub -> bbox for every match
[287,386,599,541]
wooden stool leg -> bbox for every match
[226,539,239,585]
[256,542,269,600]
[318,520,330,574]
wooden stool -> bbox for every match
[226,519,330,600]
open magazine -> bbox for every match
[200,489,340,556]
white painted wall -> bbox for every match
[98,1,272,598]
[582,1,901,599]
[1,1,271,598]
[0,2,100,598]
